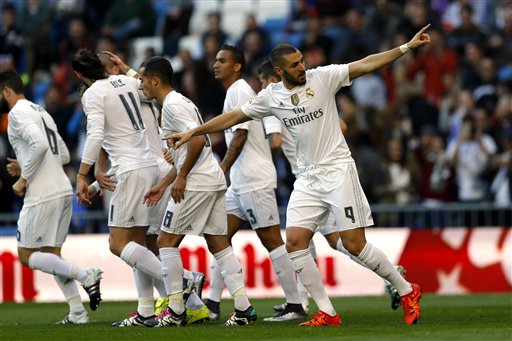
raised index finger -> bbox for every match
[419,23,431,34]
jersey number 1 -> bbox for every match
[119,92,145,131]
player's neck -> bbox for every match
[222,74,240,90]
[7,94,25,110]
[156,85,174,106]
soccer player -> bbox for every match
[91,52,208,326]
[71,49,164,325]
[258,60,406,312]
[1,69,102,324]
[166,24,431,327]
[204,44,305,322]
[139,56,256,327]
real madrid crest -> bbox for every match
[306,88,314,99]
[290,93,299,106]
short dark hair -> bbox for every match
[0,69,24,94]
[220,44,245,71]
[71,48,108,81]
[270,44,298,68]
[258,60,278,79]
[143,56,174,85]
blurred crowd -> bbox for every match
[1,0,511,231]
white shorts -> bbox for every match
[160,190,227,236]
[17,196,72,248]
[108,166,160,228]
[316,212,340,236]
[225,187,280,229]
[287,161,373,232]
[147,183,172,235]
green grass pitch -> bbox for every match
[1,294,511,340]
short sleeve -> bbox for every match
[162,100,198,135]
[313,64,352,94]
[262,116,282,136]
[241,88,271,120]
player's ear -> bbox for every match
[274,66,282,76]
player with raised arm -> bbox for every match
[203,45,305,322]
[258,60,407,312]
[166,24,430,327]
[71,49,165,326]
[1,69,102,324]
[139,56,256,327]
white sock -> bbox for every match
[289,249,336,316]
[309,239,317,260]
[160,247,185,314]
[269,245,301,304]
[120,241,162,281]
[296,276,309,308]
[357,243,412,295]
[26,251,72,276]
[134,269,155,317]
[207,258,224,303]
[337,239,367,267]
[186,291,204,310]
[54,275,85,314]
[154,279,167,298]
[214,247,250,311]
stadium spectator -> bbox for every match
[406,26,458,106]
[446,3,487,57]
[447,114,497,203]
[0,3,24,73]
[101,0,156,43]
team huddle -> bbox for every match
[1,24,430,328]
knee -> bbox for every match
[109,240,124,257]
[285,237,303,253]
[258,230,284,252]
[341,239,366,256]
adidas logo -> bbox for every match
[185,225,193,230]
[268,215,274,221]
[128,216,135,223]
[295,268,304,274]
[373,263,381,272]
[279,101,285,107]
[36,236,42,243]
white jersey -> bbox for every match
[7,99,73,207]
[223,78,277,194]
[81,75,157,175]
[140,100,172,175]
[264,118,299,176]
[242,64,353,179]
[162,91,226,191]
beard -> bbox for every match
[282,70,306,87]
[0,97,9,113]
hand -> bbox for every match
[95,171,117,192]
[76,175,92,206]
[88,184,102,200]
[407,23,431,49]
[171,175,186,203]
[143,184,165,207]
[162,147,174,165]
[12,177,27,197]
[163,130,194,150]
[101,50,130,74]
[6,157,21,177]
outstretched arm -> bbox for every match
[348,24,431,80]
[164,108,250,149]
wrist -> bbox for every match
[77,172,88,177]
[400,43,411,54]
[126,68,137,77]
